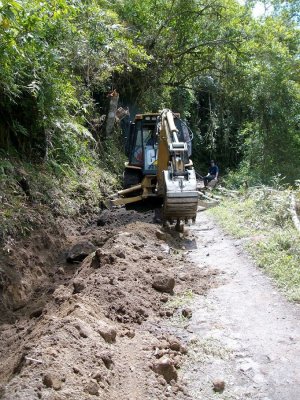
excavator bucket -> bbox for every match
[162,169,198,222]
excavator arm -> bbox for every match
[157,109,198,225]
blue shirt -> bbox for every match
[209,165,219,175]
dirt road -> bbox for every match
[181,211,300,399]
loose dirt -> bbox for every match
[0,208,216,399]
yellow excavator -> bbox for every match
[111,109,198,228]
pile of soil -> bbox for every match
[0,208,216,399]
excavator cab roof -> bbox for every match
[134,113,180,121]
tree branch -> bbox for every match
[174,38,244,58]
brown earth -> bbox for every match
[0,208,217,399]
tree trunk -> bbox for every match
[44,128,52,162]
[105,90,119,137]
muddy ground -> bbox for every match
[0,208,217,399]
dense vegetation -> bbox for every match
[0,0,299,182]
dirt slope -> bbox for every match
[0,208,216,399]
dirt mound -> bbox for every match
[0,210,217,399]
[97,208,154,228]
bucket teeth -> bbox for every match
[163,192,198,222]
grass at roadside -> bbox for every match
[210,188,300,301]
[166,289,195,308]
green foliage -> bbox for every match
[211,187,300,301]
[48,121,97,167]
[223,160,263,188]
[115,0,299,183]
[254,228,300,301]
[0,0,149,160]
[100,131,127,178]
[0,0,299,186]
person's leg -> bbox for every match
[206,174,215,183]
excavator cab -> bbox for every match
[123,114,159,190]
[127,114,159,174]
[124,113,191,186]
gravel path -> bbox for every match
[183,211,300,400]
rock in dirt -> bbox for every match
[160,243,170,253]
[167,336,181,352]
[160,294,169,303]
[126,329,135,338]
[97,324,117,344]
[30,307,43,318]
[178,273,188,281]
[73,278,85,294]
[43,373,62,390]
[156,229,166,241]
[212,379,225,393]
[92,370,103,383]
[114,246,126,259]
[91,249,116,268]
[120,328,135,338]
[99,351,114,369]
[152,356,178,383]
[182,307,192,319]
[74,322,90,338]
[85,380,99,396]
[152,274,175,294]
[73,366,82,375]
[53,285,72,303]
[67,241,96,263]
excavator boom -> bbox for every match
[158,109,198,223]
